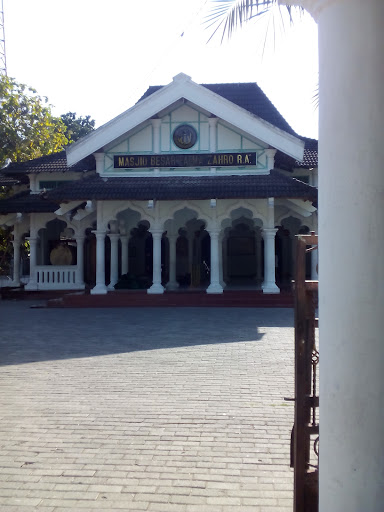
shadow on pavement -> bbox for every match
[0,302,293,366]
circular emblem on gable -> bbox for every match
[173,124,197,149]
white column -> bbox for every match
[147,230,164,294]
[24,237,38,290]
[311,243,318,280]
[91,231,107,295]
[206,230,223,294]
[120,235,129,275]
[261,228,279,294]
[285,1,384,510]
[108,233,120,290]
[76,236,85,287]
[12,236,21,286]
[317,1,384,509]
[166,234,178,290]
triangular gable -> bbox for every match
[66,73,305,166]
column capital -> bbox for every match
[92,231,106,244]
[107,233,120,242]
[262,228,278,238]
[208,230,220,239]
[26,236,38,243]
[149,229,164,238]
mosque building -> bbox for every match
[0,73,318,297]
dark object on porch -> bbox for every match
[114,273,151,290]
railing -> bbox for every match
[291,232,319,512]
[34,266,85,290]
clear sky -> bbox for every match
[4,0,318,138]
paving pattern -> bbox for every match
[0,300,295,511]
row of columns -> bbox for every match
[13,225,317,292]
[89,226,284,295]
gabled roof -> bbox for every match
[139,82,297,136]
[0,151,95,175]
[66,73,305,166]
[140,82,318,170]
[46,171,317,203]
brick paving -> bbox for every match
[0,301,295,511]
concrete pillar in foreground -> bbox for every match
[147,230,164,294]
[318,2,384,510]
[91,231,107,295]
[281,0,384,509]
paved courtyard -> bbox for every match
[0,301,295,511]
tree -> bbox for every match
[0,75,68,165]
[206,0,301,42]
[60,112,95,143]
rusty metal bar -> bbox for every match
[293,233,319,512]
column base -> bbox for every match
[25,281,38,291]
[91,284,108,295]
[147,283,165,294]
[108,282,117,291]
[206,283,223,294]
[262,282,280,294]
[166,280,179,291]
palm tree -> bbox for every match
[205,0,302,42]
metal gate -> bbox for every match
[291,232,319,511]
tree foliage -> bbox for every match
[0,75,68,165]
[206,0,302,42]
[0,77,96,277]
[60,112,95,143]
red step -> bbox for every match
[47,290,294,308]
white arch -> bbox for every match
[106,201,153,231]
[218,199,266,227]
[161,200,209,228]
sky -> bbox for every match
[4,0,319,139]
